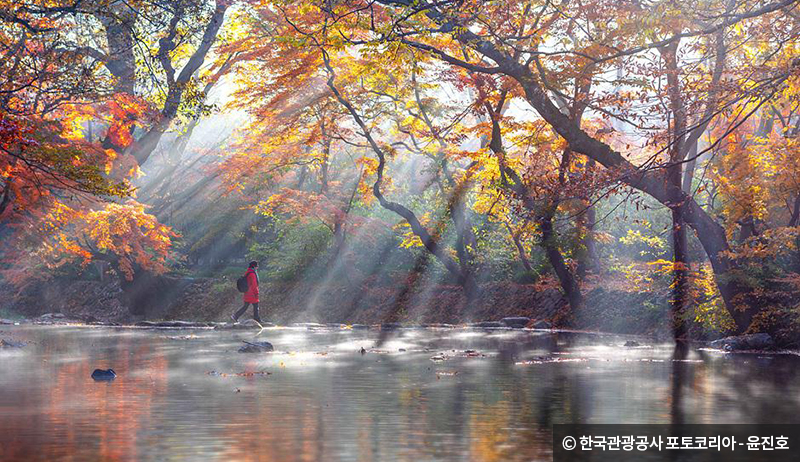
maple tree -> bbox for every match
[217,3,498,298]
[2,0,800,335]
[0,1,192,304]
[246,0,800,333]
[203,0,800,331]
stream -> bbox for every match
[1,325,799,461]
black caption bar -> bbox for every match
[552,425,800,462]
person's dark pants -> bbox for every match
[233,303,261,323]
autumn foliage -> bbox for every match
[2,0,800,335]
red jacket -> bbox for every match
[243,268,259,303]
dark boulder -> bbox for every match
[91,369,116,381]
[709,333,774,352]
[39,313,66,320]
[0,339,25,348]
[37,313,73,324]
[238,341,274,353]
[624,340,641,347]
[502,317,531,328]
[470,321,505,328]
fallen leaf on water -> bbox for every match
[207,370,272,378]
[436,370,459,377]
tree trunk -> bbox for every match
[0,175,13,223]
[505,222,534,274]
[682,140,698,194]
[484,97,583,313]
[326,219,346,271]
[576,198,598,278]
[97,10,137,153]
[98,12,136,95]
[540,210,583,312]
[663,42,691,339]
[671,206,690,338]
[451,190,480,303]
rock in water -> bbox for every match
[469,321,505,328]
[0,339,25,348]
[531,320,552,329]
[501,317,530,328]
[709,333,774,352]
[39,313,66,320]
[91,369,116,381]
[624,340,641,347]
[238,341,274,353]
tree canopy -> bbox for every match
[2,0,800,336]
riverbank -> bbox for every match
[1,276,679,337]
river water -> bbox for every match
[1,325,799,461]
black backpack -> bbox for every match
[236,273,249,293]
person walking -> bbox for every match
[232,261,262,324]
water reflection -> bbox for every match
[1,326,800,461]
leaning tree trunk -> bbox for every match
[484,96,583,313]
[130,0,229,167]
[540,209,584,312]
[423,10,752,332]
[322,53,478,300]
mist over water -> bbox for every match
[2,326,799,461]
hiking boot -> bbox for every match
[230,314,238,323]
